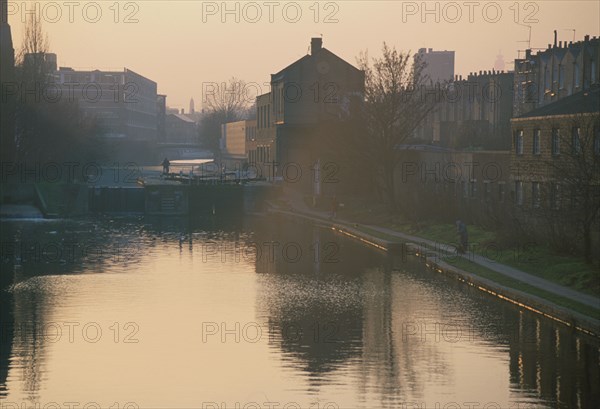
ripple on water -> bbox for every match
[257,273,364,313]
[8,275,75,295]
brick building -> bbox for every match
[265,38,365,195]
[509,88,600,255]
[247,92,276,179]
[220,119,256,169]
[394,145,511,223]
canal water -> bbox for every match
[0,215,598,409]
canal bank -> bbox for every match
[269,202,600,339]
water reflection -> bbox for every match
[0,278,11,399]
[0,216,598,408]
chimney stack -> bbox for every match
[554,30,557,47]
[584,34,590,41]
[311,37,322,55]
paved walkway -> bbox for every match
[278,189,600,311]
[0,204,44,219]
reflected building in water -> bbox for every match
[0,216,598,407]
[509,313,600,408]
[252,218,600,407]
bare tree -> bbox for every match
[203,77,253,115]
[544,112,600,264]
[14,15,104,165]
[15,14,50,88]
[352,43,435,212]
[199,77,253,157]
[15,15,49,64]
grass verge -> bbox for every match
[443,256,600,319]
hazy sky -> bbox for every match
[7,1,600,110]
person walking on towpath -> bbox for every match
[456,219,468,254]
[162,158,170,175]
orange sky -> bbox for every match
[7,1,600,109]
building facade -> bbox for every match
[1,0,15,161]
[513,34,600,118]
[394,145,511,224]
[220,119,256,169]
[509,88,600,254]
[157,94,167,142]
[247,92,276,179]
[268,37,365,195]
[416,70,514,149]
[166,112,197,144]
[24,60,162,163]
[416,48,455,85]
[50,66,158,142]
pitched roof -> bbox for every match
[169,113,196,123]
[516,88,600,118]
[271,47,361,80]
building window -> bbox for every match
[280,88,284,116]
[574,63,580,88]
[550,183,560,210]
[572,127,581,154]
[469,180,477,198]
[552,128,560,156]
[531,182,541,208]
[515,181,523,206]
[558,65,565,89]
[533,129,541,155]
[591,61,597,84]
[515,130,524,155]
